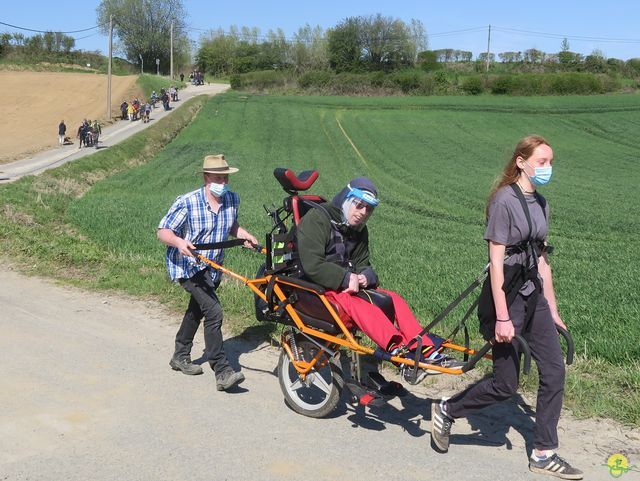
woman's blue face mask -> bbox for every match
[526,161,553,186]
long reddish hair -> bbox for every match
[486,135,550,218]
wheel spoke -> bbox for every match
[307,371,331,395]
[288,377,305,392]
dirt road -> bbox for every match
[1,72,140,163]
[1,267,638,481]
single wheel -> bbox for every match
[278,338,343,418]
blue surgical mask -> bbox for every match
[209,182,228,197]
[527,163,553,186]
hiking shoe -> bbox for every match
[216,368,245,391]
[424,352,464,374]
[169,357,203,375]
[529,453,583,480]
[400,364,429,385]
[431,399,454,452]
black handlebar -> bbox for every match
[462,334,532,375]
[556,326,574,365]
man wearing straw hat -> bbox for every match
[157,154,258,391]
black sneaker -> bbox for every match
[529,453,583,479]
[169,357,203,375]
[400,364,429,385]
[425,352,465,374]
[431,399,454,452]
[216,368,245,391]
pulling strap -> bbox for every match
[193,239,248,251]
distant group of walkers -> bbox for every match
[57,84,184,150]
[119,86,178,122]
[76,119,102,149]
[120,97,153,123]
[56,119,100,149]
[189,70,204,85]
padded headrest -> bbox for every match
[274,168,319,193]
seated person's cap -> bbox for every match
[332,177,379,208]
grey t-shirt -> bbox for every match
[484,185,549,295]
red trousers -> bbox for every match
[325,288,434,351]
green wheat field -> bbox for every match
[2,92,638,422]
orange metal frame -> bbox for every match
[193,253,491,377]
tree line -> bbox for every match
[0,31,76,57]
[196,16,640,81]
[196,14,427,76]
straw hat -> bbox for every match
[201,154,239,174]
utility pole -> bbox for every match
[485,24,492,75]
[107,15,113,120]
[170,21,174,80]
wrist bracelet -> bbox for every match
[496,318,511,322]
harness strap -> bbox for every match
[508,184,546,333]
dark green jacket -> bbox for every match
[297,203,377,291]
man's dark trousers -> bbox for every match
[174,269,229,375]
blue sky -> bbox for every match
[3,0,640,60]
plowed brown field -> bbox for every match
[1,72,139,163]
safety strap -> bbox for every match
[407,265,488,349]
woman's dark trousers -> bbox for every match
[446,294,566,450]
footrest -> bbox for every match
[345,380,386,407]
[367,371,407,397]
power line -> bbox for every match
[493,26,640,44]
[0,20,105,34]
[429,26,486,38]
[73,32,102,41]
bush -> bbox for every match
[627,58,640,76]
[461,76,484,95]
[229,74,242,90]
[329,72,372,94]
[229,70,293,91]
[417,75,436,95]
[369,71,386,88]
[431,70,459,94]
[388,70,421,93]
[298,70,333,89]
[232,68,623,96]
[549,72,603,94]
[490,75,517,94]
[490,72,607,95]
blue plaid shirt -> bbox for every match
[158,187,239,282]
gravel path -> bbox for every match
[1,267,638,481]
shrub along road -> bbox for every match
[1,268,639,480]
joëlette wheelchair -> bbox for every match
[190,168,574,419]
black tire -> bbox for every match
[277,338,343,418]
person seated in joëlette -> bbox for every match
[296,177,463,384]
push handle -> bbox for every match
[461,334,532,375]
[556,326,574,365]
